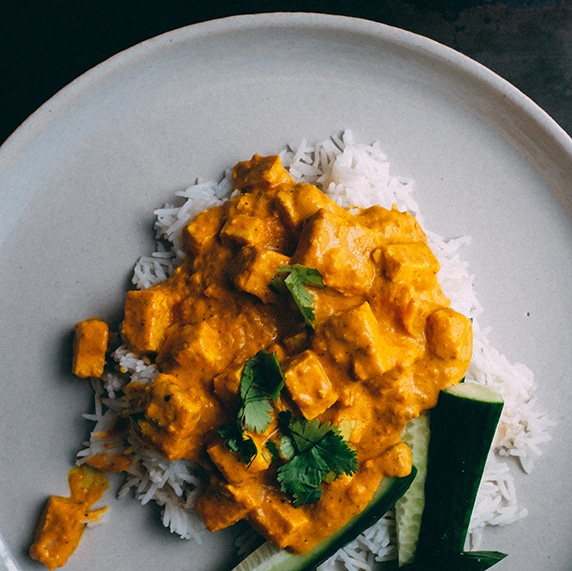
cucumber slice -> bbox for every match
[415,383,504,559]
[401,550,508,570]
[395,414,430,566]
[231,470,417,571]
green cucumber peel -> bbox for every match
[416,383,504,558]
[400,550,508,570]
[395,382,506,568]
[231,469,417,571]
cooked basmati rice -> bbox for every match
[77,130,553,570]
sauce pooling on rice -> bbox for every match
[33,153,472,564]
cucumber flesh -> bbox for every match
[415,383,504,559]
[395,415,430,566]
[231,469,417,571]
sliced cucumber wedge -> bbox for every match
[395,414,430,566]
[415,383,504,559]
[231,469,417,571]
[401,550,508,570]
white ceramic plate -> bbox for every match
[1,12,571,571]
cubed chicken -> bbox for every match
[219,213,270,247]
[207,437,271,485]
[313,302,396,380]
[121,288,173,354]
[332,385,373,445]
[248,491,311,551]
[231,246,290,303]
[232,154,292,193]
[71,317,109,378]
[213,362,243,404]
[195,476,251,532]
[275,184,346,234]
[282,329,310,354]
[130,373,208,460]
[425,307,473,361]
[29,466,108,571]
[156,321,231,378]
[292,209,378,294]
[183,205,224,256]
[283,350,337,419]
[399,297,431,337]
[358,205,427,242]
[381,241,440,283]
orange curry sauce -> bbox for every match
[29,466,108,570]
[32,153,472,566]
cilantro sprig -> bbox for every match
[217,422,258,464]
[218,350,285,463]
[272,265,324,328]
[239,350,285,433]
[276,411,359,507]
[217,351,358,507]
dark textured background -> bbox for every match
[2,0,571,146]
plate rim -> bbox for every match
[1,11,571,571]
[2,11,572,166]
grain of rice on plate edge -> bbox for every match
[67,130,552,570]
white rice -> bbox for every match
[77,130,553,569]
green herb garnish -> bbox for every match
[217,353,358,507]
[217,422,258,464]
[276,411,359,507]
[239,350,285,433]
[272,265,324,328]
[218,350,285,463]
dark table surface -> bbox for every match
[2,0,572,147]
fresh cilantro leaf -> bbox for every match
[241,396,274,434]
[276,411,358,507]
[277,409,293,428]
[240,350,285,433]
[241,350,284,402]
[272,265,324,328]
[278,433,296,461]
[265,440,281,463]
[295,487,323,506]
[315,428,359,476]
[277,455,324,506]
[285,416,333,453]
[217,423,258,464]
[217,351,285,464]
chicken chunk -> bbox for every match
[284,350,337,419]
[195,477,251,532]
[183,205,224,256]
[29,466,108,571]
[129,374,211,460]
[156,321,232,378]
[425,307,472,361]
[275,184,346,234]
[121,288,173,354]
[71,317,109,379]
[292,209,378,294]
[207,437,271,484]
[219,213,270,247]
[357,205,427,242]
[313,302,397,380]
[231,246,290,303]
[381,241,440,283]
[232,154,292,193]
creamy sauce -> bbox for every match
[29,466,108,570]
[38,153,472,565]
[118,155,472,552]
